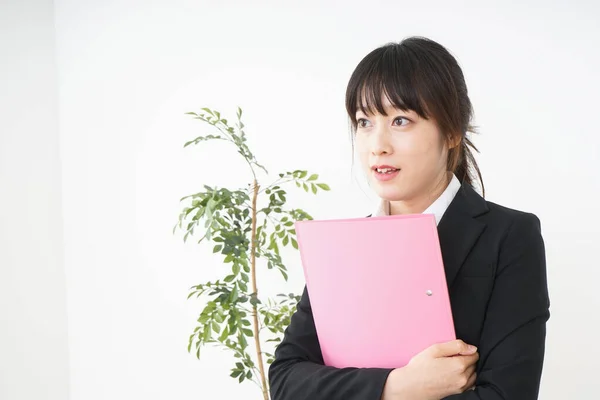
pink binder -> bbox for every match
[294,213,455,369]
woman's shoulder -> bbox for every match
[483,199,541,225]
[455,183,543,243]
[481,199,543,243]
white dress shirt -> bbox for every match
[371,173,462,226]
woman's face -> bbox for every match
[355,97,450,205]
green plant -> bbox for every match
[174,107,330,400]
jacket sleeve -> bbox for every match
[268,286,394,400]
[443,212,550,400]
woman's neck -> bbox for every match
[388,171,451,216]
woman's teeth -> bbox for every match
[376,168,398,173]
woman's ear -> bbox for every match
[448,133,462,150]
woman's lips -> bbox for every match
[373,168,400,181]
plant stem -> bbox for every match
[250,179,269,400]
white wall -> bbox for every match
[3,0,599,399]
[0,1,70,399]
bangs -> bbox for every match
[345,44,431,127]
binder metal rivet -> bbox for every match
[426,290,433,296]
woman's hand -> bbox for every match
[381,340,479,400]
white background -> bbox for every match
[1,0,599,399]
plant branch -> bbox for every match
[250,179,269,400]
[214,121,259,182]
[259,177,294,194]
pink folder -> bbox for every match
[294,213,455,369]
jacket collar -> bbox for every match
[437,183,488,288]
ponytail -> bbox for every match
[448,125,484,197]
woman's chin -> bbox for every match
[372,186,408,202]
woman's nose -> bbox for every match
[371,127,393,155]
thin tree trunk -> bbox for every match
[250,180,269,400]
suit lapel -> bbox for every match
[436,184,488,288]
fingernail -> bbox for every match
[468,345,477,352]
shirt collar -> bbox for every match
[371,173,462,226]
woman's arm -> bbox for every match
[442,212,550,399]
[268,286,394,400]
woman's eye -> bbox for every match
[393,117,410,126]
[357,118,371,128]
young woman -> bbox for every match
[268,37,550,400]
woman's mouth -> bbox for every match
[372,166,400,181]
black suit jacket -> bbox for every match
[268,183,550,400]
